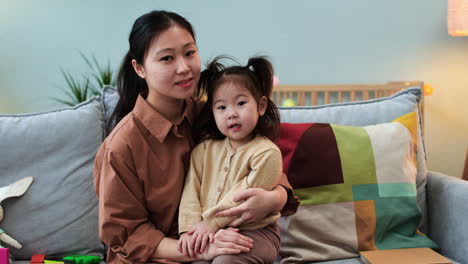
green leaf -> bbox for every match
[53,51,116,106]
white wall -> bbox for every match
[1,0,467,178]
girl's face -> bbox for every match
[132,25,201,103]
[212,81,267,149]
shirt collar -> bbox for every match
[223,134,262,153]
[132,95,195,143]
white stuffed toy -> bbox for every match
[0,176,34,261]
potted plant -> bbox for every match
[52,52,116,106]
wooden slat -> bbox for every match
[298,92,304,105]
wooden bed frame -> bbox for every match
[272,81,425,124]
[272,81,424,107]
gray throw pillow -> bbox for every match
[0,97,106,260]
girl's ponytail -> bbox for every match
[195,56,225,101]
[193,56,227,143]
[246,57,280,141]
[246,57,274,99]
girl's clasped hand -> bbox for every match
[178,220,215,257]
[178,226,254,258]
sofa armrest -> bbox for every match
[427,170,468,263]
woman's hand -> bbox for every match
[214,227,253,252]
[198,227,253,260]
[215,186,286,226]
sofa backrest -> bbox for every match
[0,98,106,260]
[0,85,423,262]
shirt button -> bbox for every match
[217,187,223,192]
[223,167,228,172]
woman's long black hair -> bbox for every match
[192,56,281,144]
[108,10,195,132]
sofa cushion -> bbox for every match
[101,85,119,132]
[0,97,106,260]
[277,112,436,263]
[278,87,428,233]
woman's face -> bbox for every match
[133,25,201,102]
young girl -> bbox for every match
[178,56,283,263]
[94,10,298,264]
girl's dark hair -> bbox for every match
[108,10,195,132]
[193,56,281,144]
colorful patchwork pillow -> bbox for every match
[278,112,437,263]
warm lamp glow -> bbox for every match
[423,84,434,96]
[273,75,280,86]
[448,0,468,36]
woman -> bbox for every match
[94,10,298,264]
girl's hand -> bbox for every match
[198,227,253,260]
[189,220,215,254]
[178,232,196,258]
[215,187,285,226]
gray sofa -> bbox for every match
[0,86,466,264]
